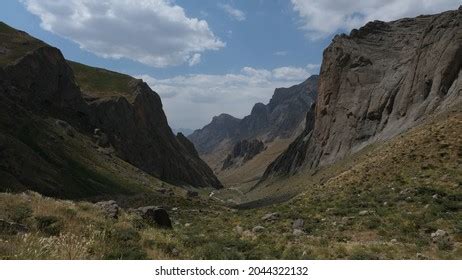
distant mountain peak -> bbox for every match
[189,75,318,156]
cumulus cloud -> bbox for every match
[291,0,460,39]
[22,0,225,67]
[138,65,317,129]
[219,3,246,21]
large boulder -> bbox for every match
[95,200,120,219]
[431,229,453,249]
[261,212,280,222]
[135,206,172,229]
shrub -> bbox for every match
[103,226,146,260]
[8,203,33,223]
[35,215,63,236]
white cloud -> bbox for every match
[188,53,201,66]
[272,66,309,80]
[291,0,460,39]
[22,0,225,67]
[139,65,316,129]
[218,3,246,21]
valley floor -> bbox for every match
[1,113,461,259]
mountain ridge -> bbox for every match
[0,22,222,197]
[261,7,462,183]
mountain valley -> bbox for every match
[0,7,461,260]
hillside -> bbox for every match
[2,111,460,260]
[0,22,222,198]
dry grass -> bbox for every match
[1,113,460,260]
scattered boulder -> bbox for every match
[135,206,172,229]
[292,219,304,230]
[431,229,453,249]
[252,225,265,233]
[186,190,199,198]
[95,200,120,219]
[293,229,304,236]
[432,194,439,200]
[171,248,180,257]
[0,219,28,235]
[156,188,167,194]
[261,212,280,221]
[358,210,374,216]
[55,120,75,137]
[93,128,110,147]
[416,253,429,260]
[235,225,244,235]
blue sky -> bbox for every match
[1,0,459,129]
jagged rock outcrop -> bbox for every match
[188,113,241,154]
[222,139,265,170]
[84,79,222,188]
[262,8,462,181]
[189,76,318,155]
[0,22,222,195]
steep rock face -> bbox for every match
[0,22,222,192]
[189,75,318,155]
[85,81,222,188]
[222,139,266,170]
[188,113,241,154]
[262,8,462,180]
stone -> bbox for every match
[0,219,28,235]
[292,219,304,230]
[186,190,199,198]
[157,188,167,194]
[431,229,452,248]
[432,194,439,200]
[261,212,280,221]
[55,120,75,137]
[293,229,304,236]
[135,206,172,229]
[390,239,398,244]
[359,210,371,216]
[235,225,244,235]
[95,200,120,219]
[252,226,265,233]
[171,248,180,257]
[416,253,429,260]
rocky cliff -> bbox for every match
[262,7,462,180]
[222,139,266,170]
[0,22,222,196]
[188,113,241,155]
[189,76,318,155]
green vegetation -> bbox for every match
[0,114,460,260]
[0,22,45,66]
[68,61,136,101]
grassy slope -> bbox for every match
[2,113,460,259]
[0,22,170,199]
[0,112,169,198]
[68,61,137,102]
[0,22,45,66]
